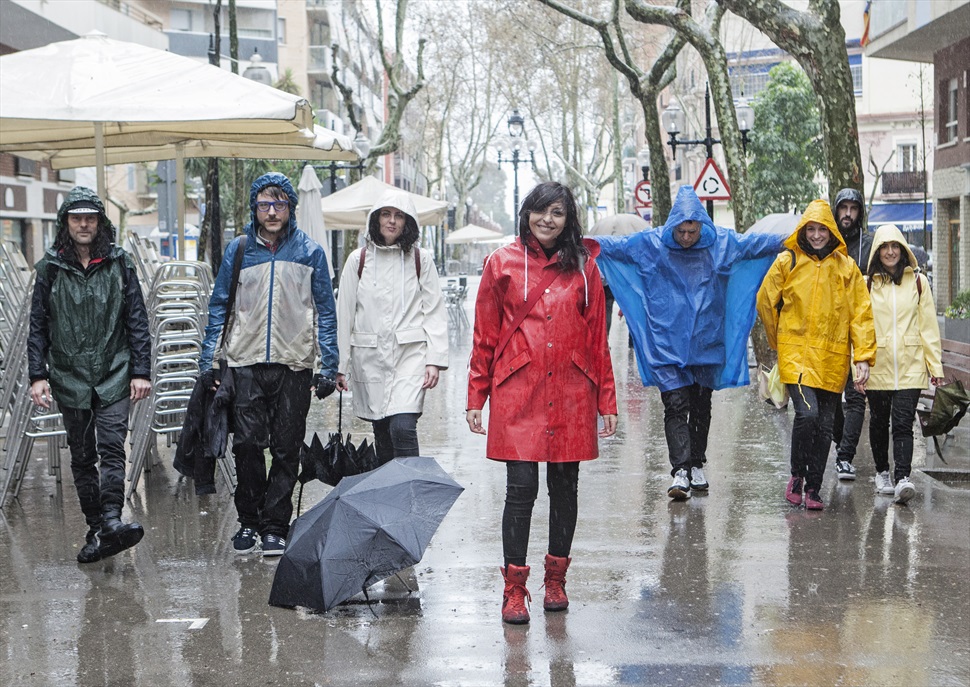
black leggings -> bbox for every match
[502,461,580,568]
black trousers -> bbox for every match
[61,397,130,528]
[867,388,921,482]
[660,384,713,476]
[833,373,867,463]
[502,461,580,568]
[788,384,840,492]
[372,412,420,465]
[231,364,312,537]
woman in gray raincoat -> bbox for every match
[335,190,449,463]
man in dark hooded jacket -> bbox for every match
[831,188,873,481]
[27,187,152,564]
[200,173,338,557]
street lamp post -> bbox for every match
[497,109,537,230]
[312,131,371,277]
[661,83,753,218]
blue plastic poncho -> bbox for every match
[594,185,783,392]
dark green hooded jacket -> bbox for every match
[27,187,152,409]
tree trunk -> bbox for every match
[716,0,864,197]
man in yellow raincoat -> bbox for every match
[756,200,876,510]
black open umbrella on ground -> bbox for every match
[269,456,464,613]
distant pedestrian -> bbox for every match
[830,188,874,481]
[27,187,152,563]
[595,185,783,500]
[864,224,943,504]
[199,172,338,557]
[756,200,876,511]
[335,189,449,463]
[466,181,617,625]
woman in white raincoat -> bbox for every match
[865,223,944,504]
[335,190,449,463]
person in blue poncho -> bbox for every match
[595,185,784,500]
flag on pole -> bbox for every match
[861,0,872,47]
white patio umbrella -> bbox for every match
[0,33,320,255]
[296,164,334,279]
[445,224,506,244]
[588,214,650,236]
[320,176,448,229]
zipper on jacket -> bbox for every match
[891,281,899,388]
[266,251,276,361]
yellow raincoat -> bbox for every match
[866,224,943,390]
[756,200,876,393]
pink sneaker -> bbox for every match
[804,489,824,510]
[785,476,804,506]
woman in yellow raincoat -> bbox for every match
[865,224,944,504]
[757,199,876,510]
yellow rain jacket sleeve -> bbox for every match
[756,200,876,393]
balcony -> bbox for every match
[308,46,333,75]
[881,171,926,195]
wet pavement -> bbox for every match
[2,276,969,687]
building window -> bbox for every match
[277,18,286,45]
[897,143,918,172]
[942,77,958,143]
[171,8,192,32]
[849,54,862,96]
[14,156,36,177]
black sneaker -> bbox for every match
[232,526,259,554]
[77,527,102,564]
[262,533,286,557]
[836,460,857,481]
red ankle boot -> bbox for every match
[501,564,531,624]
[543,554,571,611]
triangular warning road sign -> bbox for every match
[694,158,731,201]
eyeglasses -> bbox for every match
[255,200,289,213]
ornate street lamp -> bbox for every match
[662,84,754,217]
[497,109,537,228]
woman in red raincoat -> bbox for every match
[466,181,617,624]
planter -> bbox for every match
[944,317,970,344]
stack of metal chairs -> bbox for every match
[0,242,67,507]
[124,235,236,498]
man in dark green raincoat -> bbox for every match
[27,186,153,564]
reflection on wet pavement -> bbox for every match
[2,282,968,686]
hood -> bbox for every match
[834,187,865,234]
[55,186,114,239]
[868,223,918,272]
[660,185,717,250]
[784,199,846,256]
[365,189,419,245]
[248,172,298,237]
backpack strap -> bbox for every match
[357,245,421,279]
[220,235,247,351]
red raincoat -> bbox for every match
[467,236,617,462]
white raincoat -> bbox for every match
[337,190,449,421]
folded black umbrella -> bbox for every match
[917,380,970,463]
[269,456,464,613]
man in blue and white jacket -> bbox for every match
[200,172,338,556]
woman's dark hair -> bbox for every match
[517,181,588,272]
[368,207,420,253]
[54,214,115,263]
[868,241,910,285]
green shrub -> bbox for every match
[945,289,970,320]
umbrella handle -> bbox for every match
[338,391,343,433]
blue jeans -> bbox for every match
[787,384,840,492]
[61,397,131,527]
[833,373,867,463]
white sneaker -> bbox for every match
[874,471,895,495]
[667,469,691,500]
[690,467,709,491]
[894,477,916,504]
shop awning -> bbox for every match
[868,202,933,232]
